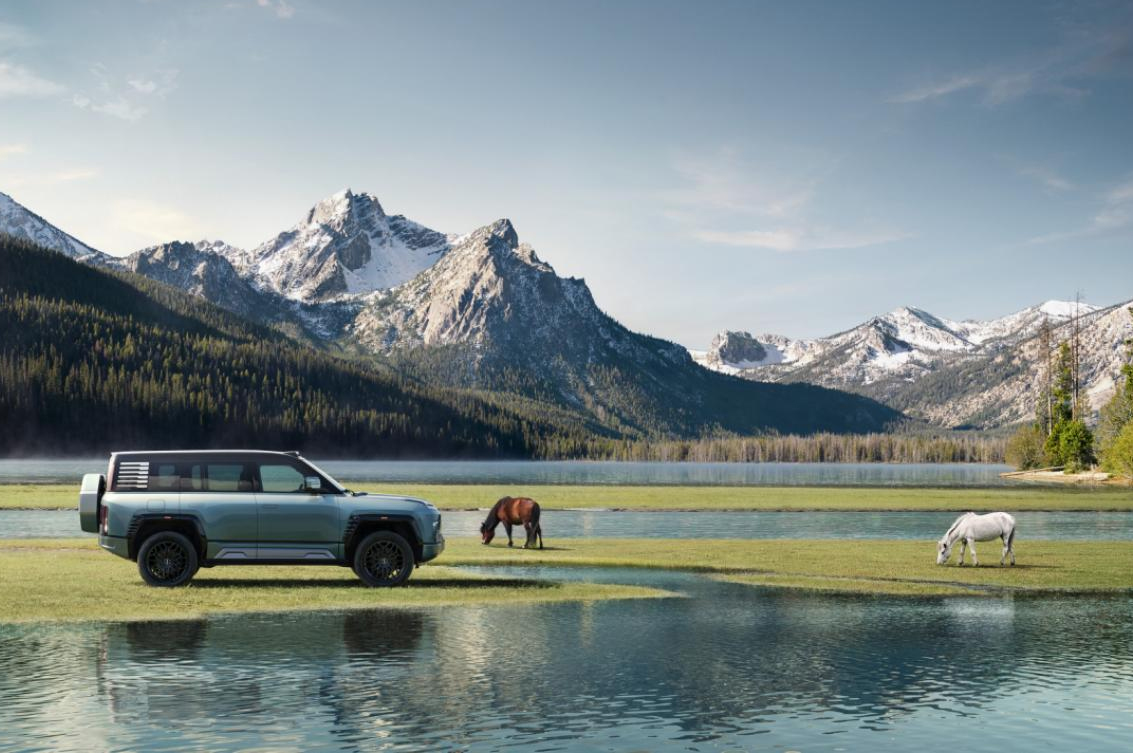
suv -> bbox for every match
[78,450,444,588]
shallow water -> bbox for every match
[10,507,1133,540]
[0,458,1016,486]
[1,567,1131,752]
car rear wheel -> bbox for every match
[137,531,198,587]
[353,531,414,587]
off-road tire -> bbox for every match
[353,531,414,587]
[137,531,199,587]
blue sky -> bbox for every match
[2,0,1132,347]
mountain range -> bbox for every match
[694,298,1133,428]
[0,189,899,447]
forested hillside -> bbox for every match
[0,235,601,456]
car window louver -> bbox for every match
[115,462,150,490]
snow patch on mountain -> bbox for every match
[245,189,451,302]
[0,191,106,262]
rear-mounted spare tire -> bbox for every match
[78,473,105,533]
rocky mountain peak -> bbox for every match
[246,189,450,301]
[0,191,106,262]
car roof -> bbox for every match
[111,450,304,461]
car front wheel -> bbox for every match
[353,531,414,587]
[137,531,199,587]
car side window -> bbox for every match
[259,463,307,493]
[150,463,179,492]
[182,464,205,491]
[207,464,255,492]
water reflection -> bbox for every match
[0,458,1016,486]
[10,508,1133,541]
[1,576,1132,751]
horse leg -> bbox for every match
[958,539,966,565]
[969,538,978,566]
[1007,528,1016,566]
[504,521,514,547]
[1000,534,1008,566]
[538,524,544,550]
[522,521,533,549]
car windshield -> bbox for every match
[298,457,348,494]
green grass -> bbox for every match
[3,537,1130,623]
[6,482,1133,511]
[0,539,671,624]
[438,537,1133,597]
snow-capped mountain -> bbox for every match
[348,217,898,435]
[122,241,276,319]
[0,188,899,436]
[238,189,451,302]
[0,191,106,262]
[697,299,1130,427]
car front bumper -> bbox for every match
[420,534,445,563]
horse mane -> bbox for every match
[481,497,508,529]
[943,511,975,541]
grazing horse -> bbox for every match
[481,496,543,549]
[937,511,1016,566]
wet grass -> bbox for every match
[0,539,671,624]
[5,482,1133,511]
[440,537,1133,597]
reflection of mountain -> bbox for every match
[3,587,1131,750]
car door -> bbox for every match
[179,461,259,561]
[254,460,341,561]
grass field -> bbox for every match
[0,539,670,624]
[5,482,1133,511]
[438,538,1133,596]
[5,537,1128,622]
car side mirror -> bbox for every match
[302,476,322,493]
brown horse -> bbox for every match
[480,496,543,549]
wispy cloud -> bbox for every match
[127,68,178,97]
[257,0,296,19]
[693,227,908,253]
[112,198,199,242]
[1014,163,1074,192]
[73,93,147,121]
[0,22,36,49]
[1027,175,1133,244]
[5,168,99,189]
[889,20,1133,106]
[665,148,907,253]
[665,149,815,218]
[71,64,176,121]
[0,143,27,161]
[0,62,64,98]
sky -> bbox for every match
[2,0,1132,348]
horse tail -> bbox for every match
[1006,523,1016,550]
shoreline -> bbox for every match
[3,537,1131,622]
[6,483,1133,512]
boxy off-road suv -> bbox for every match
[78,450,444,588]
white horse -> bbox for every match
[936,512,1016,566]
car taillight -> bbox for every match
[99,504,108,535]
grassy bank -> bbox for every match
[3,537,1130,622]
[0,539,671,624]
[6,482,1133,511]
[440,537,1133,597]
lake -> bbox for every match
[2,567,1131,752]
[0,458,1016,486]
[10,507,1133,541]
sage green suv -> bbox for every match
[79,450,444,587]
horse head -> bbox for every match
[936,538,952,565]
[480,520,495,545]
